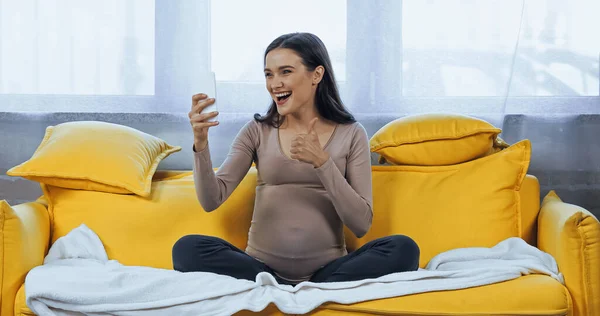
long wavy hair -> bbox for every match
[254,32,355,127]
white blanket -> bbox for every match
[26,224,564,316]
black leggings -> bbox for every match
[172,234,420,285]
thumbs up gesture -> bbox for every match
[290,117,330,168]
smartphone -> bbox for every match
[202,72,218,122]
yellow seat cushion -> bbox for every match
[42,169,257,269]
[370,113,502,166]
[346,140,531,267]
[313,275,571,316]
[15,275,570,316]
[7,121,181,197]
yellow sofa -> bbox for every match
[4,170,600,315]
[2,117,600,316]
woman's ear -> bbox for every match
[312,66,325,85]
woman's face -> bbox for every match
[264,48,321,117]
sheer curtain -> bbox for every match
[0,0,599,214]
[1,0,598,114]
[0,0,155,95]
[345,0,599,115]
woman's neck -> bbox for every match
[281,107,321,133]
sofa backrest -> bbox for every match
[343,173,540,251]
[46,153,538,270]
[44,170,256,270]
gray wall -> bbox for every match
[1,112,599,218]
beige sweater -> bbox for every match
[193,119,373,282]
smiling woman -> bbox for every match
[255,33,355,128]
[173,32,421,286]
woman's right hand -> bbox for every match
[189,93,219,151]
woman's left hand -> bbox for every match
[290,118,330,168]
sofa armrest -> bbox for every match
[0,200,50,316]
[538,191,600,316]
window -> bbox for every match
[0,0,154,95]
[0,0,597,113]
[210,0,346,83]
[401,0,600,97]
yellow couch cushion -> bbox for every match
[313,275,570,316]
[370,113,502,166]
[520,174,541,246]
[0,200,49,316]
[346,140,531,267]
[15,275,570,316]
[43,140,530,270]
[42,169,257,269]
[7,121,181,197]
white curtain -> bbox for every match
[0,0,154,95]
[343,0,599,115]
[1,0,598,114]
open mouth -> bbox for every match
[275,92,292,102]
